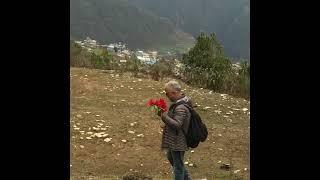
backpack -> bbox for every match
[171,100,208,148]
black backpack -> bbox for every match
[171,100,208,148]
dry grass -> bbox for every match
[70,67,250,180]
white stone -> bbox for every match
[203,107,211,110]
[93,127,100,131]
[217,161,222,163]
[121,100,126,102]
[188,163,194,167]
[121,139,127,143]
[140,164,143,167]
[137,134,144,137]
[244,168,248,171]
[76,123,80,126]
[218,148,223,151]
[87,132,93,135]
[130,123,135,126]
[218,134,222,137]
[117,153,120,156]
[128,131,135,134]
[80,137,84,140]
[98,123,104,126]
[104,138,112,142]
[191,150,195,153]
[100,128,107,131]
[234,170,241,173]
[242,108,248,112]
[184,161,189,165]
[80,145,84,149]
[85,112,91,114]
[95,115,100,117]
[74,128,80,130]
[76,114,82,118]
[86,137,92,140]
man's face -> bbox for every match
[165,88,177,102]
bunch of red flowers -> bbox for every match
[147,98,167,115]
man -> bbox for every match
[160,80,192,180]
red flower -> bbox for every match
[147,98,167,112]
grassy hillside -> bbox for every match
[70,67,250,179]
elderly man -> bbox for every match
[160,80,192,180]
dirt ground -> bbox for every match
[70,67,250,180]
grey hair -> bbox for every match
[165,80,181,92]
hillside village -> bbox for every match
[74,37,242,73]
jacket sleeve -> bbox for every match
[161,105,188,130]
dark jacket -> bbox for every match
[161,95,192,151]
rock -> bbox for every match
[86,137,92,140]
[76,114,82,118]
[217,161,222,164]
[121,139,127,143]
[120,85,124,88]
[76,123,80,126]
[80,145,84,148]
[117,153,120,156]
[242,108,248,112]
[191,150,195,153]
[138,79,142,81]
[104,138,112,142]
[100,128,107,131]
[80,137,84,140]
[218,134,222,137]
[95,115,100,117]
[137,134,144,137]
[244,168,248,171]
[101,134,109,138]
[79,131,85,133]
[203,107,211,110]
[212,142,215,144]
[94,133,102,138]
[223,115,229,118]
[87,132,93,135]
[138,88,142,90]
[121,100,126,102]
[72,136,76,139]
[93,127,100,131]
[130,123,135,127]
[234,170,241,173]
[130,88,133,90]
[188,163,194,167]
[113,105,116,107]
[214,110,222,114]
[98,123,104,126]
[218,148,223,151]
[85,112,91,114]
[184,161,189,165]
[140,164,143,167]
[128,131,135,134]
[226,113,231,115]
[74,128,80,130]
[220,163,230,171]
